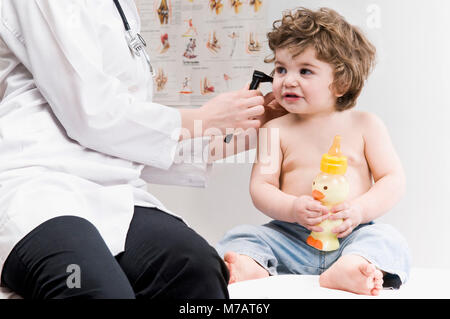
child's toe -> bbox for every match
[374,269,383,279]
[374,277,383,288]
[371,287,381,296]
[360,262,376,278]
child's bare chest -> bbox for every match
[282,124,364,165]
[275,113,372,197]
[279,123,368,196]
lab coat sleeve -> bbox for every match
[1,0,180,169]
[140,136,213,188]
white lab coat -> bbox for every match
[0,0,211,280]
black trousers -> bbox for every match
[0,206,229,299]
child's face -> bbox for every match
[272,47,340,116]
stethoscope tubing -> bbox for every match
[113,0,131,31]
[113,0,155,77]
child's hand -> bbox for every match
[256,92,288,125]
[329,201,363,238]
[291,195,330,232]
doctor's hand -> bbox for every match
[290,195,330,232]
[197,83,265,136]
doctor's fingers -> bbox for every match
[239,81,251,91]
[238,95,265,109]
[238,83,264,97]
[243,104,265,119]
[240,119,262,130]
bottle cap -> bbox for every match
[320,135,348,175]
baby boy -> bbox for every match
[216,7,411,296]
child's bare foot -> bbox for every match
[319,254,384,296]
[224,251,270,284]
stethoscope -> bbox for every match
[113,0,155,77]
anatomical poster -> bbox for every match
[135,0,270,106]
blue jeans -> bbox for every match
[216,220,411,288]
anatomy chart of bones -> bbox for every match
[135,0,270,106]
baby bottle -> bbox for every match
[306,135,349,251]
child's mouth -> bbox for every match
[283,93,303,101]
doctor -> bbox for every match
[0,0,283,299]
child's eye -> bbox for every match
[300,68,312,75]
[275,67,286,74]
[323,186,328,190]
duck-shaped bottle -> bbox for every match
[306,135,349,251]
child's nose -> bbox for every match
[283,73,300,87]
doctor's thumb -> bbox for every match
[241,81,251,91]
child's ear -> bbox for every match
[332,88,345,98]
[332,82,349,98]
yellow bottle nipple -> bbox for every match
[320,135,348,175]
[328,135,342,157]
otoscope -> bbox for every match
[224,70,273,143]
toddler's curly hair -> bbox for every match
[266,7,376,110]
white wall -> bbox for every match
[149,0,450,269]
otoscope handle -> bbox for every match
[249,78,261,90]
[224,71,272,143]
[224,78,260,143]
[224,78,261,143]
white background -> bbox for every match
[148,0,450,269]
